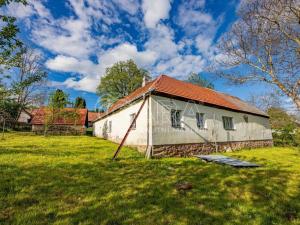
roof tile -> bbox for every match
[99,75,267,119]
[31,107,88,126]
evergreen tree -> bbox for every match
[74,97,86,108]
[48,89,69,109]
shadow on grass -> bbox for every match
[1,158,299,225]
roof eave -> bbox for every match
[151,91,269,118]
[93,88,155,123]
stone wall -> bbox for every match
[32,125,86,135]
[151,140,273,158]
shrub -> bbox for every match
[273,125,299,147]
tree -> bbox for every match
[0,47,47,122]
[48,89,69,109]
[247,90,283,112]
[267,107,296,130]
[96,60,150,109]
[0,0,27,67]
[213,0,300,110]
[44,89,71,136]
[186,72,214,89]
[11,48,47,120]
[74,97,86,108]
[268,107,299,146]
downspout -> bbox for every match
[145,94,152,159]
[213,112,218,152]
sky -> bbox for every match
[3,0,295,111]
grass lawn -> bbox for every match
[0,133,300,225]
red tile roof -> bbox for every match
[28,108,40,116]
[88,112,103,122]
[31,107,88,126]
[98,75,268,120]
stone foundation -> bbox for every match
[151,140,273,158]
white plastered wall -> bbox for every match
[93,97,152,147]
[18,111,31,123]
[151,95,272,145]
[93,95,272,147]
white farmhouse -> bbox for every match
[93,75,273,158]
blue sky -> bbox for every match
[5,0,278,110]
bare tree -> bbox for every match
[212,0,300,109]
[10,47,48,121]
[247,90,283,111]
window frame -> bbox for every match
[222,116,234,130]
[243,115,249,123]
[171,109,182,128]
[196,112,205,129]
[130,113,136,130]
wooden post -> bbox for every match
[112,96,148,160]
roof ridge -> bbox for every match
[150,74,164,90]
[96,74,268,121]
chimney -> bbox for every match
[142,76,149,87]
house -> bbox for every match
[17,109,33,124]
[87,112,102,127]
[31,107,88,135]
[17,108,41,124]
[93,75,273,158]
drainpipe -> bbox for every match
[213,112,218,152]
[145,94,152,159]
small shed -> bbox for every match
[17,109,33,124]
[88,112,102,127]
[31,107,88,135]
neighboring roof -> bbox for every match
[88,112,103,122]
[31,107,88,126]
[96,75,268,121]
[28,108,40,116]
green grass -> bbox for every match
[0,132,300,225]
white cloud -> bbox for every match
[45,43,157,92]
[175,0,218,42]
[5,2,34,18]
[13,0,217,94]
[4,0,51,19]
[45,55,100,77]
[195,35,212,54]
[99,43,157,68]
[145,24,178,59]
[63,77,100,93]
[142,0,172,28]
[45,55,101,92]
[32,18,96,58]
[113,0,140,15]
[31,0,52,18]
[155,55,205,78]
[28,0,124,59]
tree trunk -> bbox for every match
[294,98,300,111]
[2,118,5,140]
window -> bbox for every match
[130,113,136,129]
[222,116,234,130]
[196,113,205,129]
[108,121,112,133]
[171,110,182,128]
[243,115,249,123]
